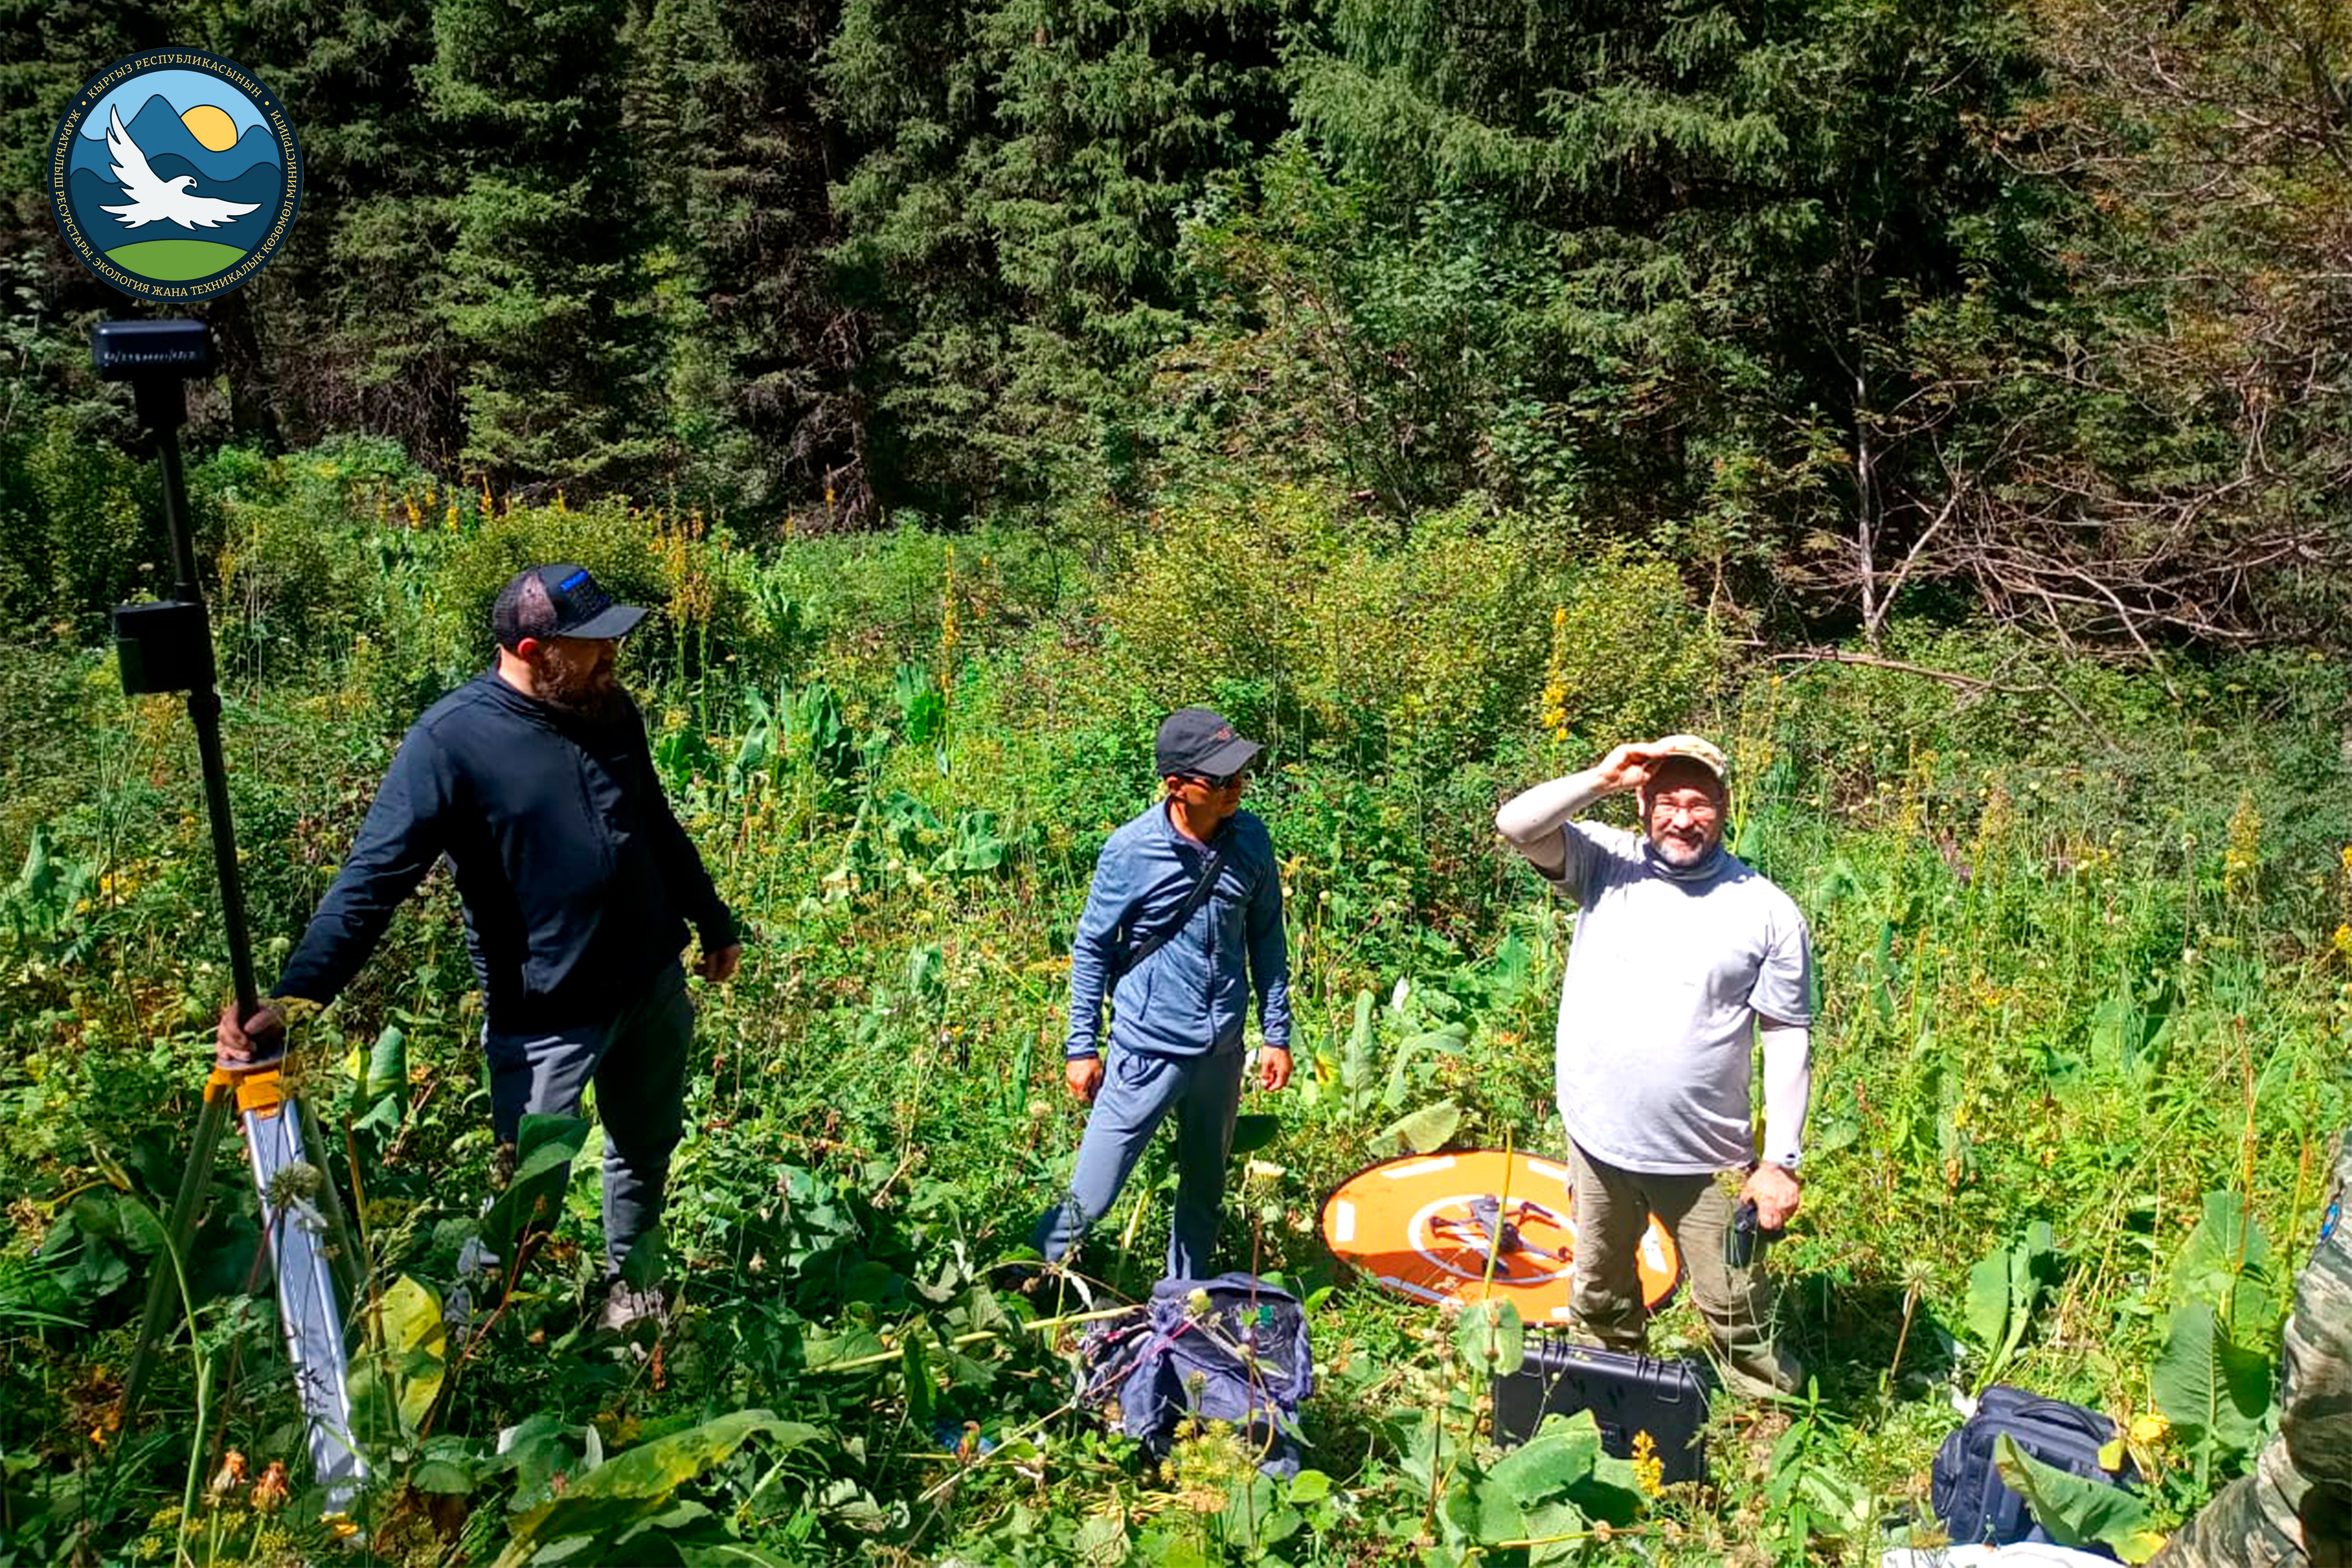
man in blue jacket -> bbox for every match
[216,564,740,1329]
[1032,708,1292,1281]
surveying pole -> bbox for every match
[100,319,366,1509]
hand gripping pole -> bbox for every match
[100,319,366,1510]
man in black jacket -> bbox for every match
[216,564,740,1327]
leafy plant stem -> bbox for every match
[815,1306,1132,1374]
[1885,1278,1921,1395]
[119,1189,206,1568]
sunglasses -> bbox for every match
[1182,769,1247,790]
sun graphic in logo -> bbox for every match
[47,49,304,301]
[180,103,238,152]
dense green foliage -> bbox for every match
[1,0,2348,1562]
[3,0,2345,644]
[0,463,2347,1563]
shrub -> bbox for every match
[0,414,165,638]
[1099,487,1722,773]
[746,521,1077,688]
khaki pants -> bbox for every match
[1567,1139,1802,1397]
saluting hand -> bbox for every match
[1592,740,1670,797]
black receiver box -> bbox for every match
[1492,1335,1714,1484]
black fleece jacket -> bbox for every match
[274,669,735,1031]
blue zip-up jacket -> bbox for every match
[273,670,735,1031]
[1066,802,1290,1061]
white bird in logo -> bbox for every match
[98,106,260,230]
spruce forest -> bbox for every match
[1,0,2348,1564]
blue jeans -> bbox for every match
[1033,1045,1245,1281]
[483,964,693,1275]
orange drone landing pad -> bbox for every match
[1320,1150,1681,1321]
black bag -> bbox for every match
[1078,1273,1314,1477]
[1931,1385,2136,1554]
[1492,1334,1713,1483]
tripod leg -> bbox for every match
[119,1074,236,1426]
[241,1076,368,1508]
[295,1094,367,1319]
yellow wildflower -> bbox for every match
[1538,604,1571,741]
[1629,1429,1664,1497]
[2223,791,2261,899]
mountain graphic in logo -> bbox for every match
[48,51,303,302]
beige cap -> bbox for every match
[1644,734,1729,786]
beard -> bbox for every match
[528,643,623,719]
[1648,824,1721,867]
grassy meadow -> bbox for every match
[1,441,2347,1566]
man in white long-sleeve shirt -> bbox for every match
[1495,734,1812,1398]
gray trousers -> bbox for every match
[1568,1139,1801,1396]
[483,963,693,1276]
[1033,1045,1245,1282]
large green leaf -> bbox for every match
[2152,1301,2273,1463]
[802,1326,890,1369]
[1965,1223,2055,1383]
[1374,1099,1462,1156]
[1486,1414,1600,1503]
[1994,1221,2055,1369]
[348,1274,447,1445]
[1992,1436,2165,1563]
[1963,1243,2011,1348]
[900,1333,935,1432]
[2171,1191,2281,1343]
[1383,1024,1467,1110]
[1517,1497,1590,1565]
[478,1113,590,1262]
[494,1410,818,1568]
[365,1024,408,1107]
[1453,1297,1524,1377]
[1218,1472,1302,1551]
[378,1274,446,1434]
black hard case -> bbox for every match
[1491,1334,1715,1483]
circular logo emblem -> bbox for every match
[47,49,303,303]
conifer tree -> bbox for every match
[630,0,872,522]
[825,0,1292,510]
[423,0,656,490]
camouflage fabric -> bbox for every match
[2151,1128,2352,1567]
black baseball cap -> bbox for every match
[492,564,648,650]
[1155,707,1262,779]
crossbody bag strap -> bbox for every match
[1121,844,1229,976]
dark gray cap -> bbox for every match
[492,564,648,649]
[1155,707,1261,779]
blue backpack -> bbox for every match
[1079,1273,1314,1477]
[1931,1385,2137,1555]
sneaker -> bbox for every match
[594,1279,669,1341]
